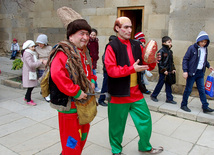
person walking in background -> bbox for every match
[22,40,45,106]
[150,36,177,104]
[181,31,214,113]
[35,34,52,102]
[87,28,101,92]
[134,32,152,94]
[98,35,117,107]
[105,16,163,155]
[10,38,20,60]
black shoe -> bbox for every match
[203,107,214,113]
[144,90,151,94]
[181,106,191,112]
[150,95,158,102]
[166,100,177,104]
[113,153,121,155]
[98,101,108,106]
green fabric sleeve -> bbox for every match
[74,89,82,99]
[91,79,95,84]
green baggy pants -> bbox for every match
[108,98,152,154]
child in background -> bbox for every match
[181,31,214,113]
[134,32,151,94]
[87,28,101,92]
[150,36,177,104]
[35,34,52,102]
[22,40,45,106]
[10,38,20,60]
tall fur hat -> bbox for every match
[57,6,83,28]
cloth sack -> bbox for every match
[205,71,214,97]
[75,95,97,125]
[29,71,37,80]
[165,72,176,85]
[39,68,50,97]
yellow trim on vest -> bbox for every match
[130,73,138,87]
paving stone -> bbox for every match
[123,138,177,155]
[96,105,108,118]
[126,113,135,127]
[82,144,112,155]
[34,100,57,112]
[87,119,111,149]
[0,123,52,148]
[152,115,184,136]
[0,100,29,112]
[188,98,203,108]
[147,98,164,111]
[197,111,214,125]
[35,142,61,155]
[16,106,57,122]
[150,111,164,124]
[41,116,59,129]
[159,102,180,115]
[0,107,11,116]
[197,125,214,149]
[171,120,207,143]
[150,133,193,155]
[189,144,214,155]
[0,85,23,101]
[177,107,200,121]
[0,113,23,126]
[0,118,37,137]
[90,115,107,126]
[0,144,18,155]
[11,129,60,155]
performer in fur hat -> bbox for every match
[50,6,97,155]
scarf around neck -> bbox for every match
[25,49,38,62]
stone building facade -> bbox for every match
[1,0,214,95]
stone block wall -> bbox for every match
[1,0,214,96]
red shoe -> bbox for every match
[26,100,37,106]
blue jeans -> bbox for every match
[181,69,209,109]
[92,69,98,88]
[151,73,173,101]
[11,50,18,58]
[98,72,108,103]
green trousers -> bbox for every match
[108,98,152,154]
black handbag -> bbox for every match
[165,73,176,85]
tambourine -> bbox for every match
[144,40,158,63]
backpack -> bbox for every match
[39,67,50,97]
[39,44,68,98]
